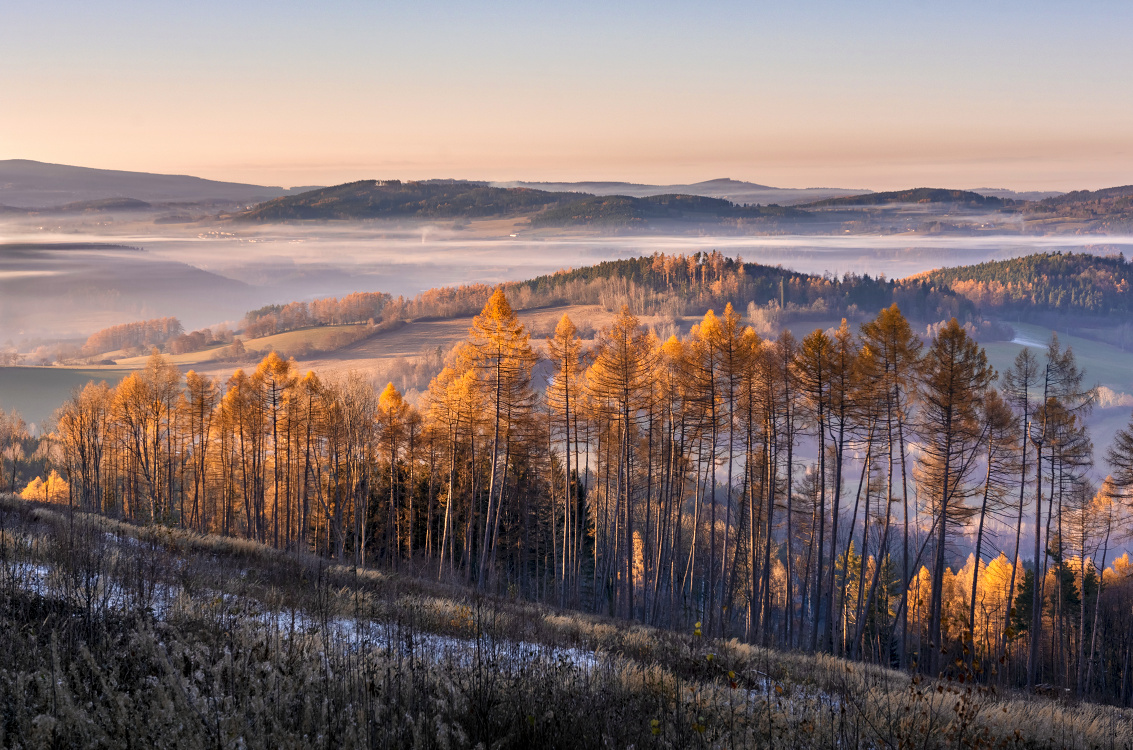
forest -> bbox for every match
[921,252,1133,319]
[237,179,582,222]
[82,316,184,356]
[13,284,1133,711]
[801,188,1010,209]
[512,252,980,326]
[226,178,1133,238]
[1028,185,1133,225]
[526,194,810,228]
[72,251,985,363]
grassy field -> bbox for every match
[982,322,1133,469]
[0,305,631,425]
[0,366,129,429]
[190,304,637,385]
[984,321,1133,396]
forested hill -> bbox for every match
[237,180,580,221]
[1037,184,1133,209]
[513,252,978,327]
[1025,185,1133,225]
[802,188,1007,208]
[526,194,809,227]
[237,180,811,225]
[919,251,1133,317]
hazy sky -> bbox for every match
[3,0,1131,190]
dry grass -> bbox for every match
[2,494,1131,749]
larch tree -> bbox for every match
[467,289,538,586]
[966,388,1018,663]
[586,304,653,619]
[918,318,994,674]
[793,327,833,650]
[546,314,585,603]
[858,304,921,664]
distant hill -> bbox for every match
[0,197,154,215]
[238,180,581,221]
[1038,184,1133,208]
[803,188,1008,209]
[528,194,809,227]
[968,187,1063,201]
[239,181,815,226]
[0,159,297,207]
[492,178,869,205]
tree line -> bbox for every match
[243,291,393,338]
[30,289,1133,704]
[923,251,1133,319]
[82,316,184,357]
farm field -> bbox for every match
[0,304,635,425]
[986,321,1133,395]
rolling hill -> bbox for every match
[238,180,818,226]
[526,193,810,227]
[492,177,870,205]
[802,187,1009,209]
[237,179,581,222]
[1025,184,1133,226]
[918,251,1133,319]
[0,159,301,207]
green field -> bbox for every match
[983,321,1133,395]
[0,366,129,430]
[982,321,1133,471]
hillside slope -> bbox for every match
[803,187,1008,209]
[0,159,293,207]
[238,179,580,221]
[920,251,1133,317]
[3,495,1129,749]
[494,177,870,205]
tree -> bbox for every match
[586,305,654,619]
[1000,347,1039,666]
[1027,335,1092,689]
[377,382,411,565]
[794,327,833,650]
[858,305,921,663]
[56,381,111,512]
[918,318,994,674]
[466,289,538,586]
[966,389,1018,662]
[546,314,585,604]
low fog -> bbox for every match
[4,216,1133,340]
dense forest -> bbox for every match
[1032,185,1133,214]
[800,188,1009,209]
[232,179,1133,234]
[239,179,818,227]
[238,180,582,222]
[513,252,980,326]
[921,252,1133,318]
[243,291,392,337]
[527,194,810,228]
[82,316,184,356]
[19,287,1133,707]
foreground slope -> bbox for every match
[2,495,1129,749]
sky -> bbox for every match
[2,0,1132,191]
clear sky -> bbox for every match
[3,0,1131,190]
